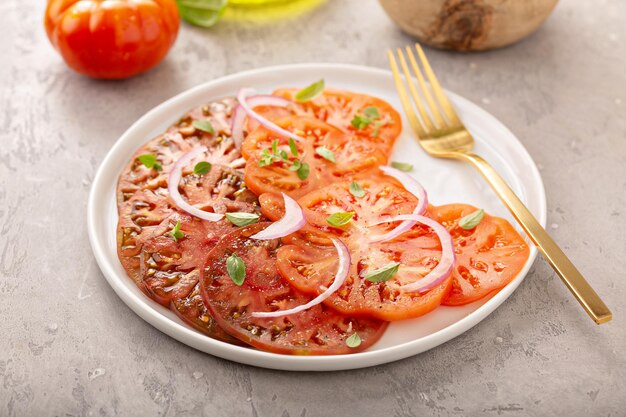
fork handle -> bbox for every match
[461,153,612,324]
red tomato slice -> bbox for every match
[430,204,530,306]
[263,178,452,321]
[273,88,402,155]
[199,223,388,355]
[242,116,386,199]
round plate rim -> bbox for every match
[87,63,546,371]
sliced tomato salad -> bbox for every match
[199,223,388,354]
[430,204,530,306]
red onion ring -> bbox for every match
[237,88,304,143]
[250,238,350,318]
[250,193,305,240]
[230,94,292,148]
[369,165,428,243]
[167,146,224,222]
[374,214,455,294]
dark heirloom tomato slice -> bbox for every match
[199,223,387,355]
[430,204,530,306]
[273,88,402,155]
[262,178,452,321]
[242,116,387,200]
[171,282,243,345]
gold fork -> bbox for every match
[388,44,612,325]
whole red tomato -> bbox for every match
[45,0,180,80]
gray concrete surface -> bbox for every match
[1,0,625,416]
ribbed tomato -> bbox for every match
[44,0,179,79]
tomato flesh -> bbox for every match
[431,204,531,306]
[199,223,388,355]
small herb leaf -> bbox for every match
[351,114,371,130]
[364,262,400,283]
[349,181,365,198]
[288,138,299,157]
[458,209,484,230]
[326,212,354,227]
[176,0,228,28]
[363,106,380,119]
[226,253,246,286]
[225,212,260,227]
[346,332,362,348]
[138,154,162,171]
[295,79,325,102]
[169,220,185,242]
[192,120,215,134]
[193,161,212,175]
[297,162,310,180]
[391,161,413,172]
[315,146,336,163]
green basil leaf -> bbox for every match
[294,79,325,102]
[288,138,298,157]
[297,162,310,180]
[346,332,362,348]
[326,212,354,227]
[363,106,380,119]
[169,220,185,242]
[458,209,484,230]
[192,119,215,134]
[176,0,228,28]
[315,146,336,163]
[364,262,400,283]
[137,154,162,171]
[226,253,246,286]
[391,161,413,172]
[225,212,260,227]
[193,161,212,175]
[349,181,365,198]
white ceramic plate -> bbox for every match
[88,64,546,371]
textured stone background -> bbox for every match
[1,0,625,416]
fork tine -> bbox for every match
[414,43,462,126]
[396,48,434,133]
[387,49,427,139]
[405,46,447,129]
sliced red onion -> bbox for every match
[230,94,292,148]
[237,88,304,143]
[251,238,350,318]
[375,214,455,294]
[369,165,429,243]
[168,146,224,222]
[250,193,305,240]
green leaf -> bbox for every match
[271,139,279,155]
[288,138,299,157]
[346,332,362,348]
[169,220,185,242]
[364,262,400,283]
[363,106,380,119]
[193,161,212,175]
[391,161,413,172]
[349,181,365,198]
[226,253,246,286]
[458,209,484,230]
[350,114,371,130]
[225,212,260,227]
[137,154,162,171]
[297,162,310,180]
[326,212,354,227]
[176,0,228,28]
[193,119,215,134]
[289,160,301,171]
[294,79,325,102]
[315,146,336,163]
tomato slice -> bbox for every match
[430,204,530,306]
[242,116,386,199]
[262,178,452,321]
[199,223,388,355]
[273,88,402,155]
[171,282,243,344]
